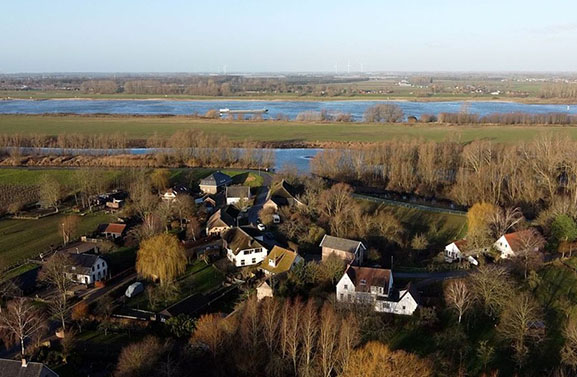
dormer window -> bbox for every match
[360,279,367,286]
[269,258,275,267]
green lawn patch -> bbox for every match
[0,167,122,187]
[3,114,577,144]
[0,212,114,267]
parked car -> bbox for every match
[125,282,144,298]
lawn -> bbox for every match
[358,199,467,246]
[0,211,114,267]
[3,114,577,144]
[0,167,123,187]
[126,260,225,311]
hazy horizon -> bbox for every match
[2,0,577,73]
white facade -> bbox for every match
[227,246,268,267]
[336,270,418,316]
[444,242,463,262]
[494,235,515,259]
[68,257,108,285]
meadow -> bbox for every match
[2,114,577,144]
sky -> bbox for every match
[1,0,577,73]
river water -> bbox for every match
[1,99,576,120]
[8,147,322,174]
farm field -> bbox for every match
[0,212,114,267]
[2,114,577,144]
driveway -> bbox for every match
[395,269,470,287]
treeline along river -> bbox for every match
[1,99,576,120]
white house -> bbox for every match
[161,185,190,202]
[493,229,540,259]
[223,227,268,267]
[444,239,479,266]
[445,239,467,263]
[64,253,108,285]
[336,265,419,315]
[320,235,365,265]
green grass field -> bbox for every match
[0,167,123,186]
[0,212,114,267]
[2,114,577,144]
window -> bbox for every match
[340,294,344,300]
[360,279,366,285]
[244,250,250,255]
[240,259,246,266]
[252,258,256,264]
[344,284,348,290]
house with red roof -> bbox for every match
[493,229,542,259]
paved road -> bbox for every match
[395,269,470,287]
[247,172,272,226]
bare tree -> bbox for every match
[260,298,279,353]
[300,299,318,373]
[318,303,339,377]
[40,252,75,331]
[444,280,474,323]
[0,298,45,357]
[489,207,524,238]
[39,174,61,212]
[497,292,544,367]
[59,215,79,245]
[562,315,577,370]
[470,265,513,317]
[513,229,546,279]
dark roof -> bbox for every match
[345,265,391,293]
[65,253,101,274]
[200,171,232,187]
[59,242,98,255]
[320,235,364,253]
[223,227,264,255]
[207,205,240,230]
[226,185,251,199]
[0,359,59,377]
[269,180,298,200]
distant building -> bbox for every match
[320,235,365,265]
[161,185,190,202]
[0,358,59,377]
[200,171,232,194]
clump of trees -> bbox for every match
[363,104,404,122]
[312,135,577,213]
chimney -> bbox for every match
[21,358,28,368]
